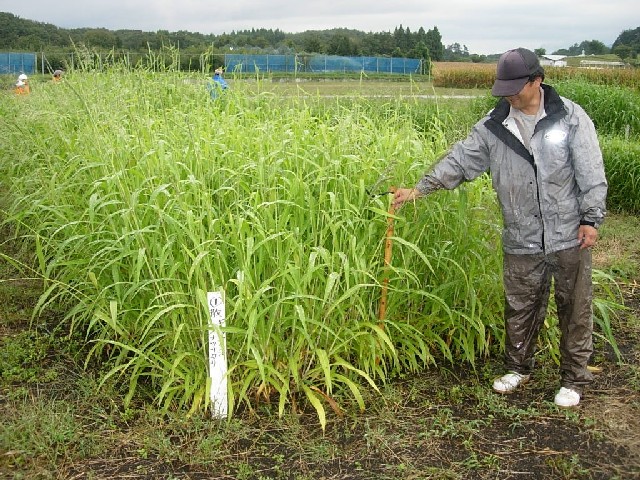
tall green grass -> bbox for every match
[0,71,624,426]
[554,80,640,138]
[600,136,640,213]
[552,81,640,212]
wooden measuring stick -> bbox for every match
[378,187,396,328]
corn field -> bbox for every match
[433,62,640,91]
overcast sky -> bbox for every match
[2,0,639,55]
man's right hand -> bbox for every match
[392,188,422,210]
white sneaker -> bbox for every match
[492,372,530,394]
[554,387,581,407]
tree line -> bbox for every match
[1,12,638,64]
[541,34,639,61]
[0,12,447,62]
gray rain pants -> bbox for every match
[502,246,594,394]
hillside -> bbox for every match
[1,11,639,62]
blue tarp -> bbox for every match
[0,52,37,75]
[225,54,422,74]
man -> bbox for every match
[392,48,607,407]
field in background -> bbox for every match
[239,77,480,98]
[432,61,640,90]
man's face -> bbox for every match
[505,77,542,114]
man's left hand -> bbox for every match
[578,225,598,249]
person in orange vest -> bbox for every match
[52,70,63,82]
[15,74,30,95]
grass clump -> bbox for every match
[600,136,640,214]
[554,80,640,137]
[0,71,629,428]
[0,70,508,425]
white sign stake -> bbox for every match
[207,291,228,418]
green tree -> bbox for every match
[425,27,444,61]
[327,34,357,56]
[581,40,609,55]
[612,27,640,59]
[612,44,634,60]
[367,31,395,56]
[416,27,427,46]
[410,41,430,62]
[410,41,431,74]
[302,35,323,54]
[83,29,122,49]
[567,40,609,56]
[470,54,486,63]
[393,25,410,55]
[15,34,43,50]
[444,42,469,61]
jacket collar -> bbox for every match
[489,84,566,124]
[484,84,568,166]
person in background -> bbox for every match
[392,47,607,408]
[208,67,228,99]
[15,73,30,94]
[52,69,63,82]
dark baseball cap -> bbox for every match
[491,48,543,97]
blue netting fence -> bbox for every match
[0,52,37,75]
[225,54,423,74]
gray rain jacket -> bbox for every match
[416,84,607,255]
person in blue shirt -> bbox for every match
[208,67,228,99]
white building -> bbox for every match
[579,59,627,69]
[539,54,567,67]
